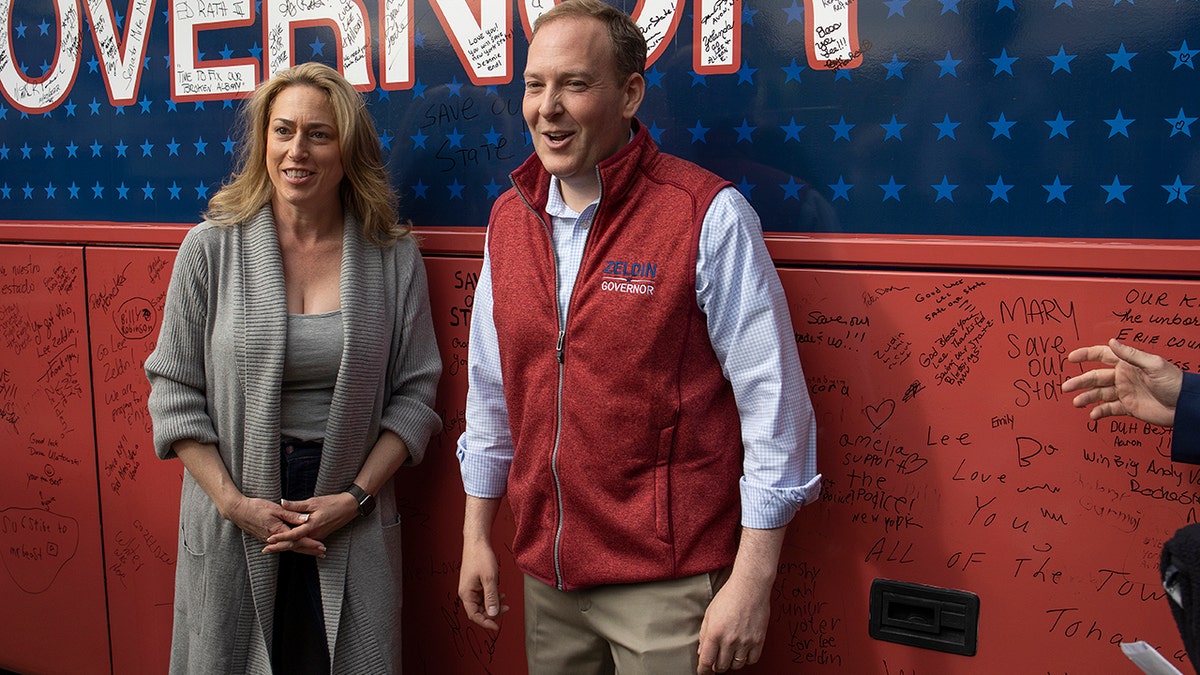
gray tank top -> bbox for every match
[280,310,343,441]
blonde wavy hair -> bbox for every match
[204,62,409,245]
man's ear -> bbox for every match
[622,72,646,120]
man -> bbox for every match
[455,1,821,673]
[1064,338,1199,460]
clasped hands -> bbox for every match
[224,493,359,558]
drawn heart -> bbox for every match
[865,399,896,431]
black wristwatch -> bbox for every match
[344,483,376,518]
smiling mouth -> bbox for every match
[283,169,313,179]
[545,132,572,142]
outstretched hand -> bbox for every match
[1062,338,1182,428]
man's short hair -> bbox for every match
[532,0,647,82]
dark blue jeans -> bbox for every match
[272,438,330,674]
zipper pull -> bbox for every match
[555,330,565,363]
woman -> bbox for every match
[145,62,441,673]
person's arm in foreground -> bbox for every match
[695,189,821,674]
[455,250,514,630]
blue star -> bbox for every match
[781,177,806,201]
[882,54,908,80]
[781,59,806,83]
[90,140,104,157]
[1045,111,1074,139]
[1043,176,1071,203]
[447,76,464,97]
[737,176,756,199]
[996,0,1014,10]
[486,86,500,97]
[688,120,711,143]
[834,68,853,82]
[411,130,429,149]
[828,176,853,201]
[38,18,51,35]
[737,61,758,84]
[1054,0,1073,7]
[690,71,708,87]
[222,136,236,154]
[23,183,34,200]
[990,48,1018,76]
[939,0,961,14]
[89,98,102,115]
[117,183,131,199]
[92,182,105,199]
[113,140,128,157]
[249,43,263,59]
[644,66,665,88]
[44,182,57,199]
[116,11,125,29]
[138,96,153,113]
[62,99,77,117]
[884,0,909,17]
[935,51,962,78]
[411,79,428,99]
[142,182,155,200]
[1166,108,1197,137]
[1104,110,1135,138]
[1048,46,1077,74]
[734,119,757,142]
[446,128,465,148]
[42,141,55,158]
[379,131,393,151]
[65,141,78,157]
[1164,176,1194,204]
[743,3,759,25]
[483,126,503,146]
[0,184,10,199]
[1170,41,1198,70]
[194,137,208,155]
[414,29,427,48]
[781,117,805,142]
[830,116,854,141]
[933,114,960,140]
[140,140,154,157]
[782,0,805,23]
[194,182,210,200]
[989,112,1016,139]
[932,176,958,202]
[193,101,205,111]
[881,114,907,140]
[14,21,26,38]
[168,182,182,200]
[987,176,1013,202]
[115,105,127,116]
[20,143,31,159]
[220,44,234,60]
[1107,43,1137,71]
[377,89,391,103]
[161,138,178,156]
[0,144,7,160]
[647,121,666,144]
[68,182,80,199]
[880,177,905,202]
[310,37,326,56]
[411,180,429,199]
[1101,176,1130,203]
[447,179,465,200]
[484,179,504,199]
[166,99,177,112]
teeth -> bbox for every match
[284,169,312,178]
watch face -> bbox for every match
[359,493,376,517]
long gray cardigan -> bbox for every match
[145,206,442,673]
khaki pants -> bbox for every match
[523,571,725,675]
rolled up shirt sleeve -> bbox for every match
[698,187,822,529]
[455,251,516,499]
